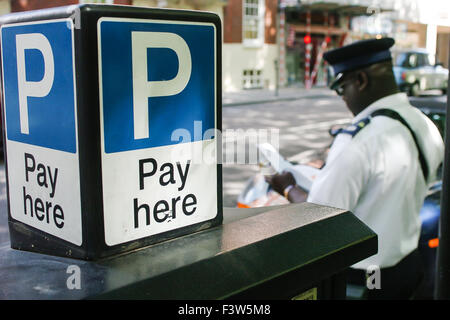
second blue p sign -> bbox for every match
[98,18,219,246]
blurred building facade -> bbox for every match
[281,0,370,87]
[1,0,449,91]
[282,0,450,87]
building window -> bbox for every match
[243,69,263,89]
[243,0,265,47]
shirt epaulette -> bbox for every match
[330,117,371,137]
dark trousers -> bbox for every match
[346,249,425,300]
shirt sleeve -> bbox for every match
[307,142,369,211]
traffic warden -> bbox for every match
[266,38,445,299]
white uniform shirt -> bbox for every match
[307,93,444,269]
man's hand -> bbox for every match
[265,171,296,196]
[265,171,308,203]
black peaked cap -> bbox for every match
[324,37,395,75]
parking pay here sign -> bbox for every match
[1,19,82,245]
[98,18,218,246]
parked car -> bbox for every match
[393,49,448,96]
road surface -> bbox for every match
[222,94,352,207]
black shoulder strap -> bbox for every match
[371,108,428,181]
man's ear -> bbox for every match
[357,71,369,91]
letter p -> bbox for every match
[131,32,192,140]
[16,33,55,135]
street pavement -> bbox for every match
[223,86,335,107]
[222,86,352,207]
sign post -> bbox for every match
[0,4,222,260]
